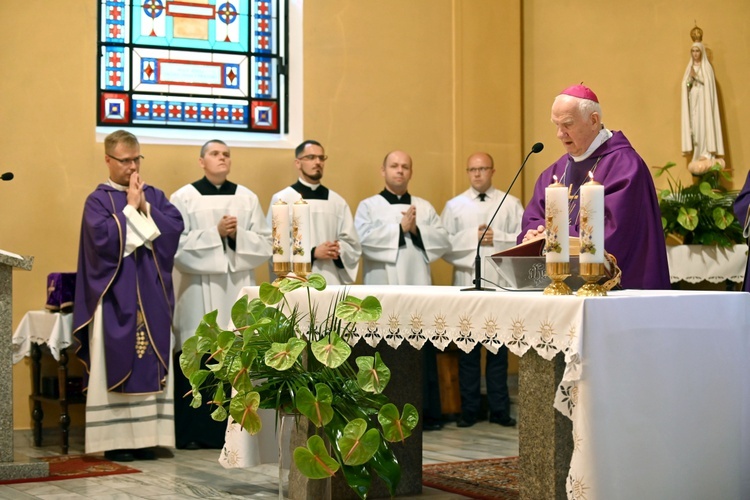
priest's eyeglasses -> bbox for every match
[107,154,144,165]
[297,154,328,162]
[466,166,492,173]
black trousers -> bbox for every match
[458,344,511,419]
[173,351,227,449]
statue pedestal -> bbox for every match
[0,251,49,480]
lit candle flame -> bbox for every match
[588,171,594,181]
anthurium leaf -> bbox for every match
[231,295,267,329]
[378,403,419,443]
[293,435,340,479]
[264,338,307,370]
[277,276,306,294]
[228,391,262,434]
[311,331,351,368]
[306,273,327,291]
[295,384,334,427]
[211,404,228,422]
[195,309,221,340]
[335,295,383,323]
[699,181,722,199]
[225,349,256,393]
[355,352,391,394]
[206,330,236,371]
[179,336,211,378]
[677,206,699,231]
[259,281,284,305]
[713,207,734,230]
[338,418,380,466]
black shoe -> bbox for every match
[456,416,477,428]
[423,421,443,431]
[104,449,135,462]
[132,447,157,460]
[489,415,517,427]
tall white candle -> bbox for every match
[271,200,290,264]
[545,177,569,263]
[579,174,605,264]
[292,200,311,264]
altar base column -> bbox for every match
[0,252,48,480]
[519,350,572,500]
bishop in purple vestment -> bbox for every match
[519,85,670,290]
[733,172,750,291]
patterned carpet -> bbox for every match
[0,455,140,485]
[422,456,519,500]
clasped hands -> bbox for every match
[218,215,238,239]
[314,240,341,260]
[126,172,148,214]
[400,205,418,234]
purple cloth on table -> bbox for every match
[72,183,184,394]
[733,171,750,291]
[518,131,670,290]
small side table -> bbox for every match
[12,311,84,454]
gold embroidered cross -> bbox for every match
[47,279,55,298]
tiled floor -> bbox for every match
[3,383,518,499]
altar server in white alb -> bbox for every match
[355,150,450,286]
[355,150,450,431]
[440,152,523,287]
[266,140,361,285]
[170,139,272,450]
[441,152,521,429]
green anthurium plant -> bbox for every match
[179,273,419,499]
[653,161,744,247]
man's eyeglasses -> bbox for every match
[466,166,492,173]
[107,154,144,165]
[297,154,328,162]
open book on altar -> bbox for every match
[488,235,585,290]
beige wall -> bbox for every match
[522,0,750,199]
[5,1,523,429]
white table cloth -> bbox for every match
[12,310,74,364]
[221,285,750,500]
[667,244,747,283]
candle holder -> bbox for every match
[274,261,291,277]
[543,262,572,295]
[292,262,312,277]
[577,262,607,296]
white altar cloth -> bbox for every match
[12,310,73,364]
[222,285,750,500]
[667,244,747,283]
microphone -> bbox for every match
[462,142,544,292]
[1,172,13,181]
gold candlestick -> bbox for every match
[292,262,312,277]
[577,262,607,296]
[274,261,291,277]
[543,262,572,295]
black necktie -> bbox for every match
[478,193,487,202]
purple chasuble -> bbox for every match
[518,131,670,290]
[733,172,750,291]
[73,184,184,393]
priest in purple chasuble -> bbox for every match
[72,130,184,460]
[519,85,670,290]
[733,172,750,291]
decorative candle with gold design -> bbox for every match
[545,176,569,263]
[271,200,291,273]
[291,200,311,272]
[579,173,604,264]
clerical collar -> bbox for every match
[192,176,237,195]
[571,127,612,162]
[379,189,411,205]
[291,180,329,200]
[107,179,128,191]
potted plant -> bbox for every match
[654,161,744,247]
[179,273,419,499]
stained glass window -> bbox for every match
[97,0,289,139]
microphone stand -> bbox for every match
[461,143,544,292]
